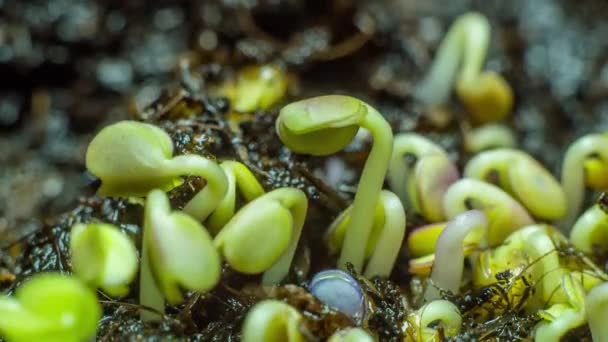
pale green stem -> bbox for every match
[262,188,308,284]
[338,105,393,273]
[139,236,164,321]
[207,161,265,234]
[172,155,228,221]
[586,282,608,342]
[388,134,446,208]
[417,300,462,338]
[559,134,608,231]
[458,13,489,84]
[363,190,406,278]
[570,204,608,253]
[424,210,486,302]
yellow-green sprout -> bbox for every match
[416,12,513,123]
[464,123,516,153]
[570,204,608,254]
[213,187,307,284]
[586,282,608,342]
[0,273,101,342]
[206,161,265,235]
[326,190,406,278]
[443,178,533,246]
[140,189,221,320]
[405,300,462,342]
[534,274,586,342]
[424,210,487,302]
[560,133,608,230]
[222,64,288,112]
[388,133,459,222]
[464,149,567,220]
[70,223,138,297]
[328,327,375,342]
[276,95,393,273]
[407,222,446,258]
[86,120,228,221]
[241,300,304,342]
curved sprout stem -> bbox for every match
[424,210,487,301]
[338,104,393,272]
[586,282,608,342]
[570,204,608,253]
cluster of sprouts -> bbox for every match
[3,11,608,342]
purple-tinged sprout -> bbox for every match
[560,133,608,231]
[326,190,406,278]
[424,210,487,302]
[535,273,586,341]
[586,282,608,342]
[309,269,366,321]
[464,123,516,153]
[570,204,608,254]
[443,178,534,246]
[406,299,462,340]
[464,149,566,220]
[388,133,459,222]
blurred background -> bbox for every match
[1,0,608,245]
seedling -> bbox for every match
[277,95,393,273]
[406,299,462,341]
[464,148,566,220]
[140,189,221,321]
[86,120,228,221]
[570,204,608,254]
[241,300,304,342]
[443,178,533,246]
[464,123,516,152]
[70,222,138,297]
[0,273,101,342]
[309,269,365,321]
[232,64,288,112]
[326,190,406,278]
[424,210,487,301]
[560,133,608,230]
[535,274,586,341]
[586,282,608,342]
[214,187,308,284]
[206,160,265,235]
[407,222,446,258]
[416,12,513,123]
[388,133,459,222]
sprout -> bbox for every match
[328,327,375,342]
[213,187,307,284]
[241,300,304,342]
[464,123,516,153]
[586,282,608,342]
[534,274,586,341]
[140,189,221,320]
[406,300,462,341]
[231,64,289,112]
[276,95,393,273]
[560,133,608,230]
[464,149,566,220]
[407,222,446,258]
[424,210,487,301]
[443,178,533,246]
[206,161,265,235]
[388,133,459,222]
[570,204,608,254]
[0,273,101,342]
[309,269,365,321]
[416,12,513,123]
[326,190,406,278]
[86,120,228,221]
[70,222,138,297]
